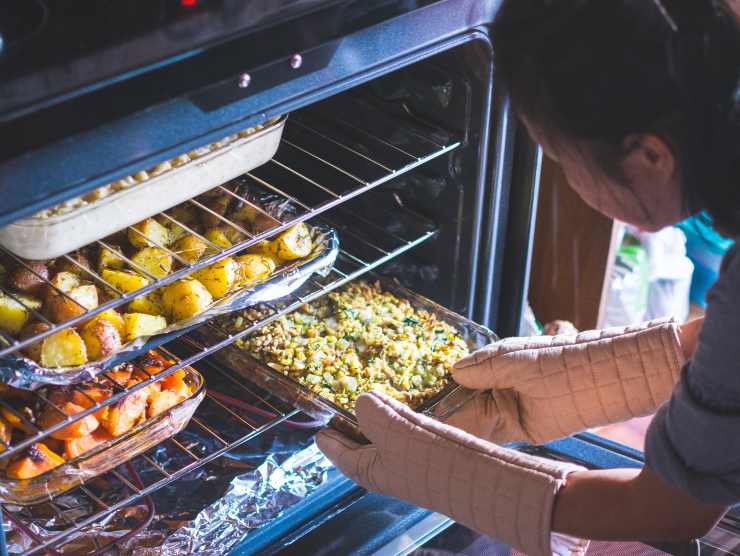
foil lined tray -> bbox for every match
[201,276,497,442]
[0,366,205,506]
[0,227,339,390]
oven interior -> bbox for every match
[0,40,501,555]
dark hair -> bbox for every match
[491,0,740,236]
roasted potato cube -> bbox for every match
[271,223,312,261]
[231,204,277,233]
[160,279,213,321]
[147,389,180,418]
[193,257,240,299]
[90,309,126,337]
[101,388,148,436]
[122,313,167,342]
[7,261,49,295]
[166,205,199,228]
[130,247,173,279]
[200,193,231,228]
[0,294,40,334]
[64,427,114,460]
[54,253,92,277]
[98,245,126,272]
[245,240,274,257]
[127,291,164,316]
[101,268,150,294]
[6,443,65,479]
[19,321,50,362]
[46,271,81,296]
[204,227,232,250]
[237,254,277,285]
[81,318,122,360]
[40,329,88,368]
[46,284,98,324]
[172,234,208,265]
[128,218,170,249]
[38,400,99,440]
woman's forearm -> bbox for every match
[552,467,726,541]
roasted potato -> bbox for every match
[160,279,213,321]
[271,223,312,261]
[200,193,231,228]
[46,271,81,297]
[6,443,65,479]
[236,254,277,284]
[193,257,240,298]
[130,247,173,279]
[80,318,122,360]
[64,427,114,460]
[98,245,126,272]
[40,329,88,368]
[166,205,199,228]
[19,321,50,362]
[45,284,99,324]
[101,268,150,294]
[204,227,232,251]
[54,253,92,277]
[0,294,40,334]
[7,261,49,295]
[89,309,126,338]
[127,291,164,316]
[245,240,274,257]
[38,400,99,440]
[172,234,208,264]
[231,203,277,233]
[128,218,170,249]
[122,313,167,342]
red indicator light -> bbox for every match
[181,0,198,7]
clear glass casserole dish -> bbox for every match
[0,361,205,505]
[201,277,497,441]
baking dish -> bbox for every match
[0,363,205,505]
[0,117,286,260]
[203,277,497,441]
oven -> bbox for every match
[0,1,731,555]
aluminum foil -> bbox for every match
[0,227,339,390]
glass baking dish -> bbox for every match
[202,277,497,441]
[0,366,205,505]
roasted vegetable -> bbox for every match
[45,284,98,323]
[45,271,81,298]
[6,443,65,479]
[54,253,92,277]
[100,387,148,436]
[127,291,164,316]
[147,389,180,418]
[128,218,170,249]
[71,385,112,421]
[0,402,35,434]
[193,257,240,298]
[245,240,273,257]
[64,427,114,460]
[122,313,167,342]
[7,261,49,295]
[98,245,126,271]
[160,279,213,321]
[40,329,88,368]
[89,309,126,338]
[101,268,150,294]
[172,234,207,264]
[130,247,173,279]
[19,321,50,363]
[80,318,122,360]
[200,193,231,228]
[0,294,40,334]
[38,400,99,440]
[271,223,312,260]
[162,370,190,400]
[204,227,232,250]
[237,254,276,284]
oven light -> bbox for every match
[180,0,198,7]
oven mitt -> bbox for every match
[447,318,684,445]
[316,391,589,556]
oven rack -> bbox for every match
[0,106,460,359]
[4,213,437,555]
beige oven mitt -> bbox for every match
[447,318,685,445]
[317,391,589,556]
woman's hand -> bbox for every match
[445,318,685,445]
[316,391,589,556]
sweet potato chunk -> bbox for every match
[6,443,65,479]
[162,371,190,400]
[100,388,148,437]
[64,427,114,460]
[38,400,99,440]
[147,389,180,418]
[71,385,112,421]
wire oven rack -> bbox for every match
[3,201,438,554]
[0,103,460,359]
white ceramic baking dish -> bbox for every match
[0,117,286,260]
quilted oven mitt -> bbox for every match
[317,391,589,556]
[447,318,685,445]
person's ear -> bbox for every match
[621,134,676,188]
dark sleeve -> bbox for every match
[645,241,740,505]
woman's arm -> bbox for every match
[678,317,704,360]
[553,467,726,541]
